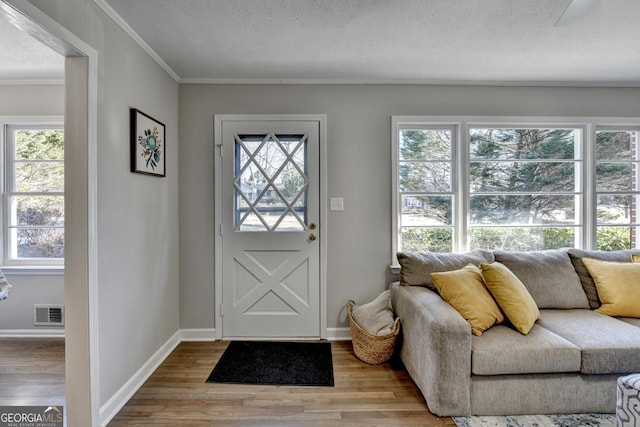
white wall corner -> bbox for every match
[326,327,351,341]
[180,328,216,341]
[99,330,181,427]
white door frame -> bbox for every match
[1,1,100,425]
[214,114,327,340]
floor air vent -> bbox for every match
[34,305,65,326]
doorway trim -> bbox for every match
[213,114,327,340]
[1,1,100,425]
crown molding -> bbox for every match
[94,0,180,83]
[179,77,640,87]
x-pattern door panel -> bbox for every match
[232,249,310,315]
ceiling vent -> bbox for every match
[33,305,65,326]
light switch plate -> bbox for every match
[330,197,344,211]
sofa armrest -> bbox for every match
[390,282,472,416]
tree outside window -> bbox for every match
[468,128,578,251]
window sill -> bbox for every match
[0,266,64,276]
[389,264,401,275]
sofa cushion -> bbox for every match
[538,309,640,374]
[582,257,640,318]
[397,250,494,290]
[471,324,581,375]
[566,249,640,309]
[493,250,589,309]
[431,264,504,336]
[480,262,539,335]
[619,317,640,328]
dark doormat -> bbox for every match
[206,341,334,387]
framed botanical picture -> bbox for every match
[130,108,166,177]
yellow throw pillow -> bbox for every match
[631,254,640,263]
[431,264,504,336]
[582,257,640,318]
[480,262,540,335]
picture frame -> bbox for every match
[130,108,166,177]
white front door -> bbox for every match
[216,117,323,338]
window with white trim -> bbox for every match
[392,117,640,262]
[396,126,456,252]
[594,128,640,250]
[468,126,581,251]
[3,123,64,266]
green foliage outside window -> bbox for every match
[596,227,631,251]
[401,228,452,253]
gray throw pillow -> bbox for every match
[566,249,640,309]
[397,250,495,290]
[493,250,589,309]
[351,290,395,335]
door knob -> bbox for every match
[308,233,317,241]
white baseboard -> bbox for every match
[326,327,351,341]
[179,327,351,341]
[99,330,181,427]
[0,328,65,338]
[180,328,216,341]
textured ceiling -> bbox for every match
[100,0,640,85]
[0,16,64,83]
[3,1,640,85]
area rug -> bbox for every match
[206,341,334,386]
[453,413,615,427]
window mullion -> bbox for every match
[3,124,11,265]
[457,122,468,252]
[390,117,401,269]
[582,124,596,250]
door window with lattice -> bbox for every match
[234,133,308,231]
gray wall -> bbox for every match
[27,0,180,409]
[0,84,65,330]
[0,84,63,116]
[178,84,640,331]
[0,273,64,330]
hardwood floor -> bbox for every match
[0,338,65,407]
[0,338,455,426]
[109,341,454,426]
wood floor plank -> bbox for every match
[0,338,454,425]
[0,338,65,407]
[109,340,452,426]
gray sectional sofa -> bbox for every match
[390,249,640,417]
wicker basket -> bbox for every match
[346,299,401,365]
